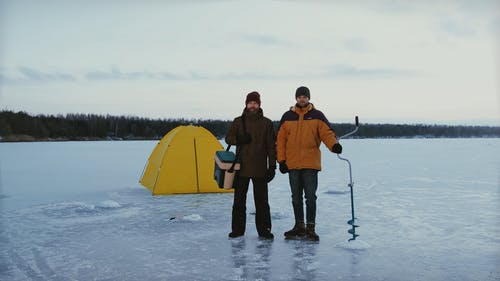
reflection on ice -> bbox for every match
[336,239,372,251]
[289,240,319,280]
[228,238,273,281]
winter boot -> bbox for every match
[284,222,306,238]
[259,229,274,240]
[228,232,244,238]
[306,223,319,241]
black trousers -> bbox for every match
[231,176,271,235]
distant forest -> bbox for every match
[0,110,499,141]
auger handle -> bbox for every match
[339,116,359,140]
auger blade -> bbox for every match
[347,218,358,225]
[348,228,357,235]
[348,234,359,241]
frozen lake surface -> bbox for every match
[1,139,499,281]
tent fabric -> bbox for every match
[140,125,233,195]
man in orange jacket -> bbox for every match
[276,86,342,241]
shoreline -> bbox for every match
[1,135,499,142]
[0,135,159,142]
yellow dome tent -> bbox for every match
[140,125,233,195]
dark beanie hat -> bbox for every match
[245,91,261,105]
[295,86,310,99]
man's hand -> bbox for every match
[332,143,342,154]
[279,161,289,174]
[266,167,276,183]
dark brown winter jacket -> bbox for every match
[225,108,277,178]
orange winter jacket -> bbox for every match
[276,103,338,170]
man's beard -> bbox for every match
[297,102,309,108]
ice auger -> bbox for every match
[337,116,360,241]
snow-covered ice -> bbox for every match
[1,139,499,280]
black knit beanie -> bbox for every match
[295,86,310,99]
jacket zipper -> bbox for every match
[297,108,304,169]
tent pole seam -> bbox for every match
[194,137,200,193]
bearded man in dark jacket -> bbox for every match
[225,91,277,239]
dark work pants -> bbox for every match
[231,176,271,235]
[288,169,319,225]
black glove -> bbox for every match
[266,167,276,183]
[236,133,251,145]
[279,161,289,174]
[332,143,342,154]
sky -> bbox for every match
[0,0,499,125]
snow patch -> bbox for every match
[271,211,288,220]
[44,201,97,215]
[182,214,203,221]
[38,200,124,219]
[97,200,121,209]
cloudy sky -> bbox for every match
[1,0,499,125]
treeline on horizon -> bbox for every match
[0,110,499,141]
